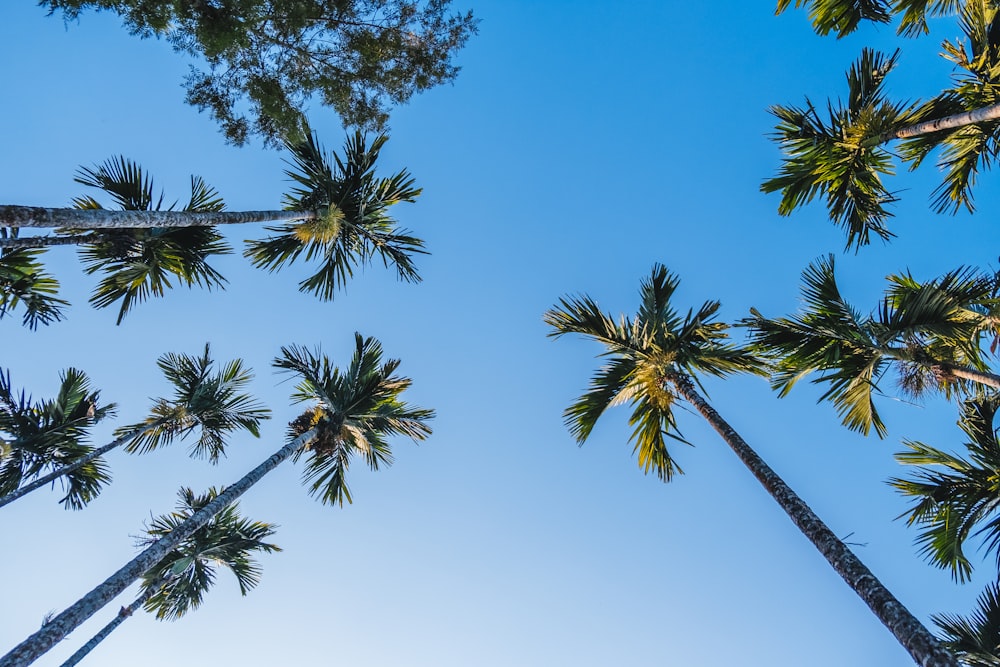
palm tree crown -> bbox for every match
[275,334,435,505]
[120,344,271,463]
[246,132,425,301]
[0,368,114,509]
[69,156,231,324]
[544,264,764,480]
[746,255,999,437]
[139,487,281,620]
[765,3,1000,248]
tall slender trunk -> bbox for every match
[666,373,958,667]
[58,582,161,667]
[0,422,164,511]
[0,207,318,230]
[0,429,315,667]
[873,102,1000,145]
[0,235,99,249]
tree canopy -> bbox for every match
[40,0,478,145]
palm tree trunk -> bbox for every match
[0,429,315,667]
[0,207,318,230]
[666,373,958,667]
[0,235,100,249]
[0,422,164,511]
[879,102,1000,144]
[57,583,161,667]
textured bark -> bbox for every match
[57,584,158,667]
[894,103,1000,140]
[928,361,1000,389]
[0,422,163,510]
[0,429,314,667]
[0,234,100,249]
[667,373,958,667]
[0,207,317,230]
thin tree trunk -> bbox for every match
[0,429,315,667]
[0,422,165,511]
[0,235,100,249]
[667,373,958,667]
[57,583,160,667]
[0,207,318,230]
[866,102,1000,147]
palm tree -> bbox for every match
[0,333,432,667]
[0,344,269,510]
[933,582,1000,666]
[745,255,1000,438]
[891,394,1000,582]
[59,487,280,667]
[0,132,425,324]
[545,264,959,667]
[0,367,114,510]
[764,2,1000,248]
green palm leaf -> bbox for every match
[245,132,425,300]
[0,240,67,329]
[934,582,1000,666]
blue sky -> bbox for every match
[3,2,1000,665]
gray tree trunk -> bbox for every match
[0,235,100,249]
[0,207,317,229]
[0,429,315,667]
[894,103,1000,140]
[667,373,958,667]
[0,422,164,511]
[57,584,159,667]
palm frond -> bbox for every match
[0,248,67,329]
[745,255,890,436]
[774,0,891,37]
[934,582,1000,666]
[898,3,1000,213]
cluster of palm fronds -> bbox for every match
[746,254,1000,664]
[0,131,425,326]
[0,336,433,666]
[767,0,1000,251]
[545,264,962,666]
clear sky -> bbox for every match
[2,2,999,666]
